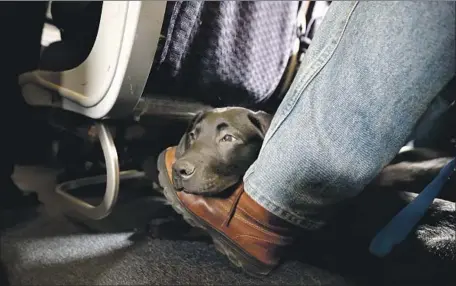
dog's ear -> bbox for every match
[176,111,205,158]
[247,110,273,139]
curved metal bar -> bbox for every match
[55,123,145,220]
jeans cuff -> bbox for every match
[243,180,324,230]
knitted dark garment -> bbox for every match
[147,1,298,108]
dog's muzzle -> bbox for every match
[172,168,185,191]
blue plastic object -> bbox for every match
[369,157,455,257]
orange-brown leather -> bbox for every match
[164,146,295,266]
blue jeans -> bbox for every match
[244,1,455,229]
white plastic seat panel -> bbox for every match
[19,1,166,119]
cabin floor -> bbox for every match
[1,165,354,286]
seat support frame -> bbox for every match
[55,122,144,220]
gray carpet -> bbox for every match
[1,207,350,285]
[1,166,352,285]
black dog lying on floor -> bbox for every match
[171,107,272,195]
[146,107,455,285]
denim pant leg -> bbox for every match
[243,1,455,230]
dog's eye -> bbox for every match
[221,134,236,142]
[188,131,196,141]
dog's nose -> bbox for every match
[173,160,196,179]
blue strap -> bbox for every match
[369,157,456,257]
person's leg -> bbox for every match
[158,1,455,275]
[243,1,455,229]
[0,2,47,209]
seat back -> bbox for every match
[19,1,166,119]
[40,1,102,71]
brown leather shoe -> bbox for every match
[157,146,295,276]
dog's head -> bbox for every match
[172,107,272,195]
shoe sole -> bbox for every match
[157,150,275,277]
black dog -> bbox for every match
[170,107,453,200]
[172,107,272,195]
[149,107,455,284]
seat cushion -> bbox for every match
[146,1,299,108]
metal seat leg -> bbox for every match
[55,122,144,220]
